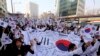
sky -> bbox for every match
[85,0,100,10]
[6,0,55,15]
[6,0,100,15]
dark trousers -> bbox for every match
[0,26,3,47]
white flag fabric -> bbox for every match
[82,33,93,43]
[21,31,31,45]
[0,20,8,28]
[8,21,16,29]
[1,33,12,45]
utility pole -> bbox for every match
[11,0,14,13]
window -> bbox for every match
[70,0,75,2]
[62,11,67,16]
[60,0,66,3]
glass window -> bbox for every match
[59,0,77,16]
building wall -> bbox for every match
[55,0,60,17]
[59,0,77,16]
[0,0,7,17]
[8,13,25,18]
[29,2,38,19]
[85,9,100,15]
[57,0,85,17]
[25,2,38,19]
[76,0,85,16]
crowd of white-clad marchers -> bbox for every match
[0,17,100,56]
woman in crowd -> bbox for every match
[1,38,34,56]
[67,34,100,56]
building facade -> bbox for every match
[55,0,60,17]
[0,0,7,17]
[85,9,100,15]
[25,2,38,19]
[56,0,85,17]
[8,13,25,18]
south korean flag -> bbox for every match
[1,33,12,46]
[0,20,8,28]
[83,24,97,36]
[8,21,16,29]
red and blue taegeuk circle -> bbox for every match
[56,39,71,51]
[85,28,91,33]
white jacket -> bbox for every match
[81,40,100,56]
[68,47,83,56]
[68,40,100,56]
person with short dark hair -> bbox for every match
[3,38,34,56]
[73,54,80,56]
[0,26,4,47]
[97,46,100,56]
[68,43,77,52]
[68,35,100,56]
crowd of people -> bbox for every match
[0,17,100,56]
